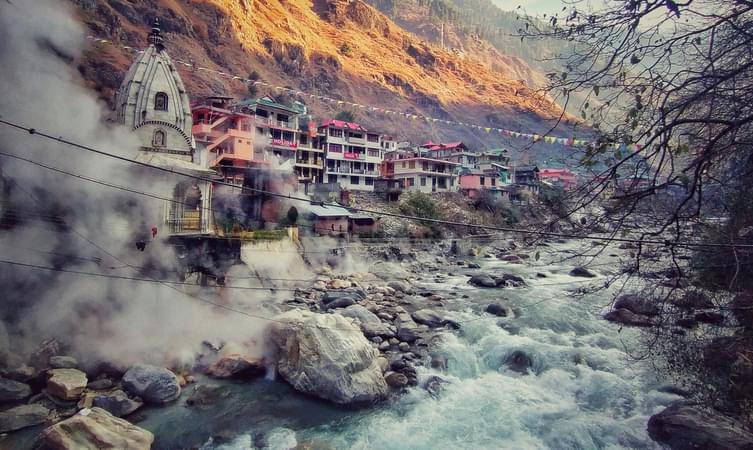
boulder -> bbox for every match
[206,355,265,379]
[47,368,88,401]
[121,364,181,404]
[647,402,753,450]
[360,321,396,339]
[324,296,356,310]
[38,407,153,450]
[411,309,446,328]
[398,342,410,352]
[387,281,413,294]
[504,350,534,374]
[186,384,229,408]
[0,404,49,432]
[339,305,380,324]
[49,356,78,369]
[330,279,352,289]
[92,390,143,417]
[396,322,420,343]
[569,267,597,278]
[469,274,497,288]
[268,310,389,405]
[614,294,660,316]
[384,371,408,388]
[0,376,32,402]
[321,289,364,304]
[485,303,510,317]
[87,379,114,391]
[423,375,448,397]
[467,262,481,269]
[495,273,525,287]
[604,308,655,327]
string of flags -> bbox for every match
[86,36,644,152]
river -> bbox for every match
[5,239,680,449]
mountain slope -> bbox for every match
[72,0,579,154]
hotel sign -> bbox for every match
[344,152,365,160]
[271,139,297,148]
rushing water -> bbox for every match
[4,240,681,449]
[201,240,680,450]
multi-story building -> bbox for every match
[319,119,383,191]
[382,148,459,193]
[234,96,304,162]
[421,141,477,169]
[191,96,257,185]
[539,168,577,190]
[513,165,541,195]
[295,118,325,186]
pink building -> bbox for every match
[459,171,502,199]
[539,168,577,190]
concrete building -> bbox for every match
[234,96,304,162]
[539,168,577,190]
[115,20,213,236]
[382,148,459,193]
[295,117,325,186]
[319,120,383,191]
[421,141,477,169]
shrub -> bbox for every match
[340,42,352,56]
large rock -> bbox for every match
[38,407,153,450]
[614,294,660,316]
[0,376,32,402]
[604,308,655,327]
[485,303,510,317]
[360,321,396,339]
[47,368,88,401]
[569,267,597,278]
[206,355,265,379]
[0,404,49,432]
[268,310,389,405]
[495,273,526,287]
[49,356,78,369]
[387,281,413,294]
[321,288,365,304]
[92,390,143,417]
[504,350,534,374]
[122,364,181,404]
[469,274,497,288]
[339,305,380,324]
[647,402,753,450]
[411,309,447,328]
[324,296,356,310]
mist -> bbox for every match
[0,0,282,370]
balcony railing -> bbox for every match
[338,167,350,174]
[295,159,323,167]
[255,117,297,129]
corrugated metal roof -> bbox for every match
[308,205,351,217]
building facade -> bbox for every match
[319,120,383,191]
[539,168,577,190]
[382,148,459,193]
[234,96,304,162]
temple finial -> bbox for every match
[147,18,164,50]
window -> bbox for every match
[330,128,343,138]
[256,109,268,118]
[257,127,264,135]
[480,176,485,186]
[420,177,427,186]
[408,178,415,187]
[367,134,379,142]
[278,114,288,122]
[351,176,360,185]
[153,129,166,147]
[365,177,374,185]
[422,162,428,171]
[491,178,497,186]
[154,92,168,111]
[300,135,308,145]
[329,144,342,153]
[408,161,416,169]
[328,175,337,183]
[401,161,406,168]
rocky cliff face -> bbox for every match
[71,0,574,149]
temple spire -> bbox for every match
[147,18,164,51]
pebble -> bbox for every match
[398,342,410,352]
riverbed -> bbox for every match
[4,238,680,449]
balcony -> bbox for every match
[346,136,366,144]
[337,167,350,174]
[255,117,297,130]
[352,168,365,174]
[295,159,323,168]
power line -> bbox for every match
[2,118,747,249]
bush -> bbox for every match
[399,192,443,237]
[539,185,568,218]
[340,42,353,56]
[473,190,521,224]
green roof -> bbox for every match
[234,96,305,114]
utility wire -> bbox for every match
[1,118,749,249]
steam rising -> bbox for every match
[0,0,300,369]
